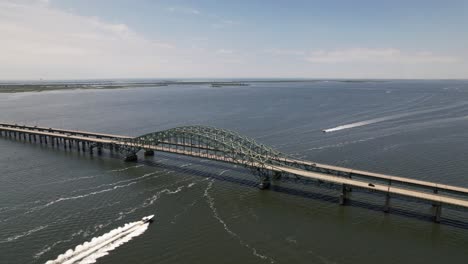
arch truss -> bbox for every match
[112,126,294,173]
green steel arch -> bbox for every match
[114,125,291,168]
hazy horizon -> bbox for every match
[1,0,467,80]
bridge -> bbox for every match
[1,122,468,223]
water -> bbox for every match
[1,80,468,264]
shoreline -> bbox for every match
[0,79,392,93]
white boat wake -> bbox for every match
[45,215,153,264]
[323,101,468,133]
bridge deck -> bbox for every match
[155,140,468,196]
[141,144,468,209]
[1,123,468,211]
[279,158,468,195]
[0,123,132,139]
[0,126,116,144]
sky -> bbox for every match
[1,0,467,80]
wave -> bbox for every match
[38,165,143,188]
[0,225,48,244]
[70,171,160,194]
[109,165,144,172]
[42,181,139,208]
[114,178,198,221]
[45,216,152,264]
[17,181,139,218]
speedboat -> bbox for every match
[142,215,154,224]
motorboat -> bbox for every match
[142,215,154,224]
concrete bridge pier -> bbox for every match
[339,184,348,205]
[124,153,138,162]
[432,189,439,207]
[258,176,271,190]
[255,167,271,190]
[433,203,442,223]
[272,171,282,180]
[384,193,391,213]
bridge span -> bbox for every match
[1,122,467,223]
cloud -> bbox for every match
[166,6,200,15]
[216,49,234,54]
[306,48,460,64]
[264,48,305,56]
[0,1,465,79]
[0,1,176,79]
[211,19,239,29]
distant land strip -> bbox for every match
[0,80,387,93]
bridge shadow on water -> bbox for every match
[138,154,468,231]
[4,135,467,229]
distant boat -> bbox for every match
[142,215,154,224]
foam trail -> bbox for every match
[204,180,275,263]
[42,181,138,208]
[0,225,48,243]
[219,170,230,176]
[109,165,144,172]
[71,171,159,194]
[45,216,152,264]
[18,181,138,217]
[323,101,468,133]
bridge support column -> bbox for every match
[433,203,442,223]
[272,171,282,180]
[432,189,439,207]
[258,176,270,190]
[82,142,86,152]
[339,184,348,205]
[144,150,154,156]
[384,193,390,213]
[124,154,138,162]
